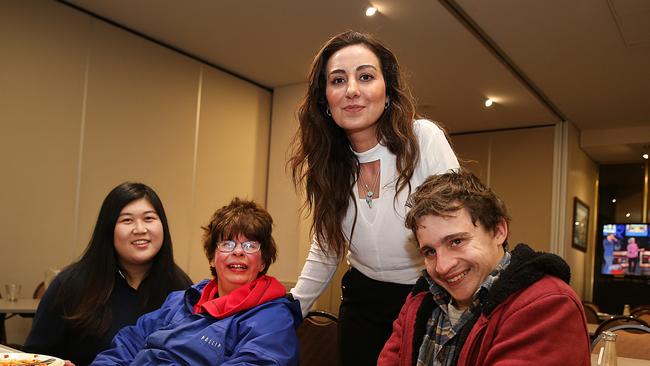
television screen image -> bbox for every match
[601,223,649,276]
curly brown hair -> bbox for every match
[405,169,511,250]
[288,30,421,258]
[202,198,277,277]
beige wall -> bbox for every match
[266,83,346,313]
[453,124,598,298]
[0,0,271,343]
[75,19,201,269]
[266,83,308,283]
[1,0,91,343]
[564,124,598,299]
[453,126,556,252]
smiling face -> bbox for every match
[113,198,163,273]
[325,44,387,150]
[213,233,266,296]
[416,207,507,309]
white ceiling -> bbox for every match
[62,0,650,164]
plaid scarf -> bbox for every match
[416,251,511,366]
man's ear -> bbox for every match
[493,218,508,246]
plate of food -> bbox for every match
[0,353,64,366]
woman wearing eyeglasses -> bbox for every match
[91,198,301,366]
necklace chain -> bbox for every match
[359,163,380,208]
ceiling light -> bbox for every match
[365,7,377,16]
[626,212,631,218]
[612,198,617,203]
[643,153,649,160]
[484,98,494,107]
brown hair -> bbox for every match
[405,169,511,249]
[202,198,277,276]
[288,30,420,258]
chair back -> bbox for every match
[297,310,339,366]
[582,301,600,313]
[591,325,650,360]
[593,315,650,338]
[633,310,650,324]
[582,303,600,324]
[631,305,650,315]
[33,281,45,299]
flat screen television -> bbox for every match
[600,223,649,276]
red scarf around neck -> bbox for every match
[193,275,286,319]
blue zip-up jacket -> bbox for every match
[91,279,302,365]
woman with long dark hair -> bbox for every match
[288,31,459,365]
[23,182,192,365]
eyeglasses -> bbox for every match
[217,240,261,254]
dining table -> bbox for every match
[591,353,650,365]
[588,320,650,365]
[0,343,21,353]
[598,311,614,321]
[0,297,40,345]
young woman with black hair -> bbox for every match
[23,182,192,366]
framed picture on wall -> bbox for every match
[572,197,589,252]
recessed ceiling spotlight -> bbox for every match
[626,212,631,218]
[612,198,617,203]
[484,98,494,107]
[643,153,649,160]
[365,7,378,16]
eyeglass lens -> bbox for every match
[218,240,260,253]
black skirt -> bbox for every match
[338,267,414,366]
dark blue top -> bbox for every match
[23,271,143,366]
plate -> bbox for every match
[0,353,64,366]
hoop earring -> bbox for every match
[326,107,332,116]
[384,99,390,110]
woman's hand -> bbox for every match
[64,360,75,366]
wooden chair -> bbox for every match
[632,309,650,324]
[32,282,45,300]
[297,310,339,366]
[582,303,600,324]
[582,301,600,313]
[631,305,650,316]
[591,324,650,360]
[593,315,649,339]
[17,282,44,322]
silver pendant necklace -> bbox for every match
[359,163,380,208]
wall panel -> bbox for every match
[186,67,272,281]
[0,0,274,345]
[490,127,555,252]
[0,0,90,344]
[452,127,555,252]
[564,123,598,298]
[452,133,490,183]
[77,20,200,268]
